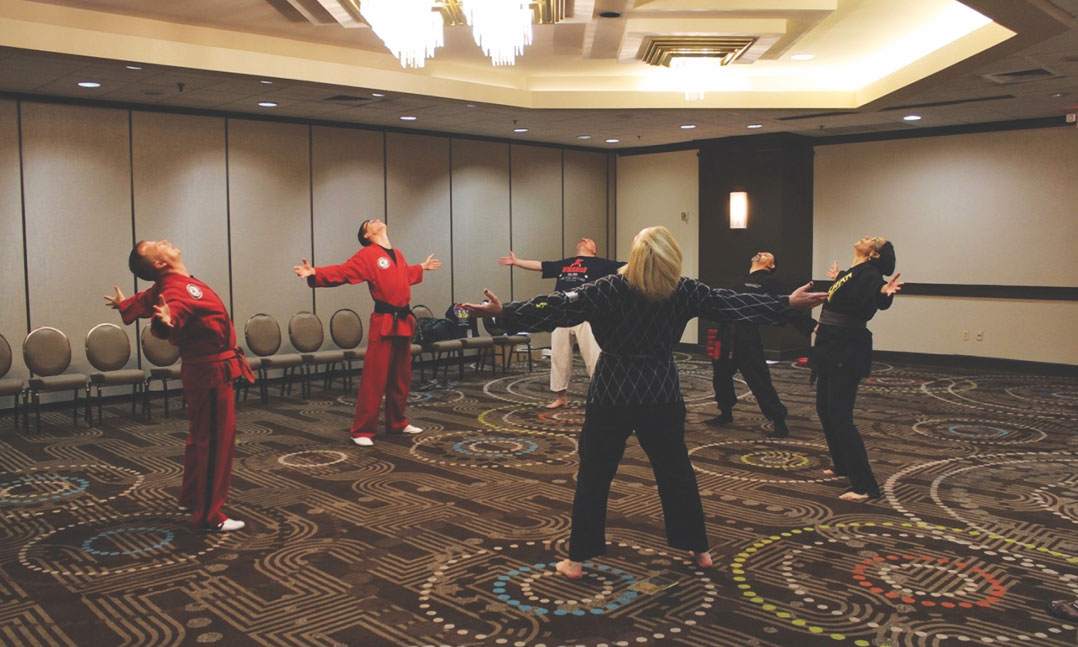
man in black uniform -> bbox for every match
[499,238,624,408]
[707,252,815,438]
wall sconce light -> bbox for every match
[729,191,748,229]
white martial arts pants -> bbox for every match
[550,322,601,393]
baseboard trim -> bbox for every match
[677,344,1076,376]
[872,351,1077,376]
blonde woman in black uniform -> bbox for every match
[814,236,903,502]
[464,227,827,579]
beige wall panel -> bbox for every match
[0,100,27,380]
[814,128,1078,286]
[227,119,311,354]
[563,150,610,258]
[311,126,384,349]
[132,111,229,318]
[616,150,700,343]
[871,296,1078,365]
[385,133,451,314]
[22,102,131,375]
[451,139,510,318]
[509,144,563,348]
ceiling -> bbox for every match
[0,0,1076,149]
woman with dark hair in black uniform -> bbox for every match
[813,236,903,502]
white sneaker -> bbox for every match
[353,436,374,446]
[401,424,423,434]
[214,519,245,532]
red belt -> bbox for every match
[183,348,256,383]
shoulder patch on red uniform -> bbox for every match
[377,257,391,270]
[186,284,203,299]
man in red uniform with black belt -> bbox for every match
[105,239,254,532]
[293,218,441,447]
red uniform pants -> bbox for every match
[179,384,236,529]
[351,335,413,438]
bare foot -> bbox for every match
[555,559,583,579]
[689,551,713,568]
[822,468,836,477]
[546,398,568,409]
[839,491,870,502]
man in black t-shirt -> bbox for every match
[709,252,815,438]
[499,238,625,408]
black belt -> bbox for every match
[819,310,866,329]
[374,300,412,327]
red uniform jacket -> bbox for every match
[307,245,423,339]
[118,273,253,389]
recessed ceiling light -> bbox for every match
[466,104,476,108]
[77,81,101,88]
[577,135,591,140]
[260,80,273,85]
[605,138,619,144]
[513,127,529,133]
[1051,92,1068,98]
[791,53,814,61]
[680,124,696,130]
[400,115,417,121]
[903,114,922,121]
[747,123,763,129]
[258,101,278,108]
[372,92,385,97]
[125,65,142,70]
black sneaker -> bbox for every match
[704,411,734,427]
[766,418,789,439]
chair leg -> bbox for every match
[34,391,41,433]
[162,378,171,418]
[96,387,103,426]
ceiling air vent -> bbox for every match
[981,68,1060,85]
[323,94,373,103]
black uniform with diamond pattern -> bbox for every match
[500,274,791,406]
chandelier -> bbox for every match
[357,0,444,69]
[354,0,543,69]
[461,0,534,66]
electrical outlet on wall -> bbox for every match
[680,211,689,223]
[976,331,984,342]
[962,330,969,341]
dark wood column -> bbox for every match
[697,133,814,359]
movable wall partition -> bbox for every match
[0,98,613,401]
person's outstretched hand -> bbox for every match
[498,251,517,266]
[421,254,442,271]
[881,272,904,297]
[826,260,839,280]
[153,295,174,328]
[461,289,503,317]
[789,282,828,310]
[293,258,315,279]
[104,285,125,309]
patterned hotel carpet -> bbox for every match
[1,353,1076,647]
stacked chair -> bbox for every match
[0,334,25,429]
[140,326,182,418]
[482,318,533,374]
[85,323,146,425]
[244,313,303,403]
[412,305,464,381]
[328,308,365,391]
[22,327,88,432]
[289,311,343,397]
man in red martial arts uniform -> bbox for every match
[106,239,253,532]
[293,218,441,447]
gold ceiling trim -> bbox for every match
[433,1,566,27]
[639,36,757,67]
